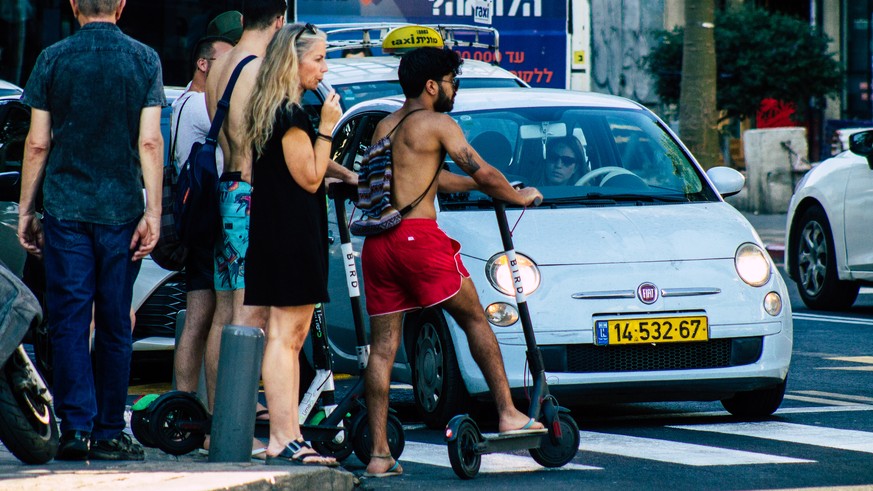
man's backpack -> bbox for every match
[174,55,256,249]
[150,96,191,271]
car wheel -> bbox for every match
[791,206,859,310]
[721,378,787,418]
[411,308,470,429]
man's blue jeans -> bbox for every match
[42,212,141,440]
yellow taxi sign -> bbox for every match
[382,25,444,54]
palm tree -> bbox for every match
[678,0,719,169]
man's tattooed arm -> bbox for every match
[455,147,481,175]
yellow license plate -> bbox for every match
[594,316,708,345]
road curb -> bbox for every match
[766,243,785,266]
[0,449,356,491]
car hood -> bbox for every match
[439,202,761,265]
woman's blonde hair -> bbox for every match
[245,23,326,159]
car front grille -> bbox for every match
[543,337,763,373]
[133,274,186,341]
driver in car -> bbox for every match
[541,136,588,186]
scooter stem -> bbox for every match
[493,200,551,418]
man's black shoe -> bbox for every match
[56,430,90,461]
[89,432,145,461]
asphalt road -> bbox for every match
[26,261,873,490]
[353,270,873,490]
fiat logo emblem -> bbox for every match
[637,283,659,304]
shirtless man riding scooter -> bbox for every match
[361,47,544,478]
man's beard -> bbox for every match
[434,84,454,113]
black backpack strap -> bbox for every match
[169,94,193,164]
[398,163,442,216]
[206,54,257,143]
[386,108,424,138]
[387,108,438,216]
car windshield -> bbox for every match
[439,107,719,210]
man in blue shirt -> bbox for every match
[18,0,164,461]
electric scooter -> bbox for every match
[287,182,405,463]
[131,182,405,463]
[444,196,580,479]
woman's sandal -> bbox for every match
[265,439,339,467]
[362,454,403,478]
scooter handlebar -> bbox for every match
[327,181,358,202]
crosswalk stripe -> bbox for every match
[792,313,873,326]
[783,394,860,406]
[792,390,873,404]
[669,422,873,454]
[826,356,873,364]
[578,431,811,466]
[774,405,873,415]
[401,441,601,472]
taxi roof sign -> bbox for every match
[320,23,500,63]
[381,25,443,54]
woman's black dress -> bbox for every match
[245,103,329,306]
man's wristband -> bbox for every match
[317,132,333,143]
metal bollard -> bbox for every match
[171,310,208,406]
[209,324,264,463]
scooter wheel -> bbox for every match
[350,410,405,464]
[309,409,354,462]
[130,410,157,448]
[148,396,207,456]
[529,412,580,468]
[447,418,481,479]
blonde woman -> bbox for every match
[243,23,354,466]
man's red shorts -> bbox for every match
[361,218,470,316]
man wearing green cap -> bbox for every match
[207,10,243,44]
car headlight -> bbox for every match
[735,243,771,287]
[485,252,541,296]
[486,303,519,326]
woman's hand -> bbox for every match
[318,90,342,136]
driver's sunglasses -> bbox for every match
[294,23,318,44]
[548,153,577,167]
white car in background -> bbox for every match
[323,88,793,428]
[786,129,873,310]
[0,79,23,100]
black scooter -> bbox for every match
[0,251,58,464]
[131,183,405,463]
[444,197,580,479]
[292,182,404,463]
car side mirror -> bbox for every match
[849,130,873,170]
[706,166,745,198]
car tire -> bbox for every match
[411,308,470,429]
[721,378,787,418]
[790,206,859,310]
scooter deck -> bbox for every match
[477,429,547,454]
[481,428,548,440]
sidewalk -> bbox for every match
[0,444,356,490]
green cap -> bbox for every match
[207,11,243,43]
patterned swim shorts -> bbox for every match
[214,177,252,291]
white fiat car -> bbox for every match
[322,88,793,428]
[785,129,873,310]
